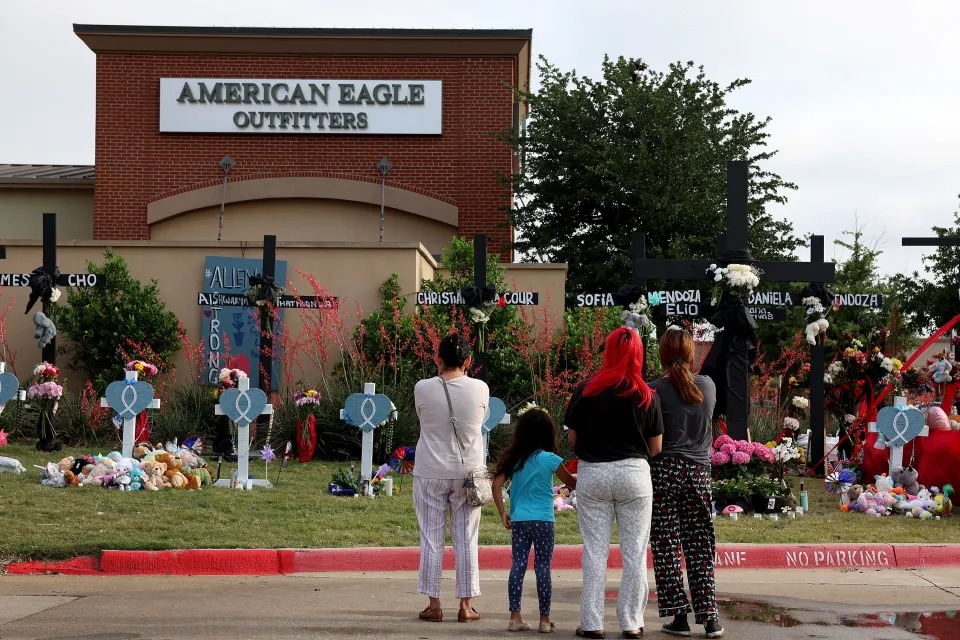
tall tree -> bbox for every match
[892,204,960,335]
[505,56,803,295]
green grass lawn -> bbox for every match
[1,443,959,563]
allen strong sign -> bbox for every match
[160,79,443,134]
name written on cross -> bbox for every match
[416,291,539,306]
[574,289,882,313]
[197,292,338,309]
[0,273,102,288]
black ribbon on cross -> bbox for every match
[611,283,646,307]
[799,282,833,321]
[24,266,60,314]
[248,274,280,304]
[459,285,497,307]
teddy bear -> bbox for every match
[927,406,951,430]
[32,311,56,349]
[142,460,169,491]
[155,452,189,489]
[38,461,66,487]
[846,484,864,503]
[183,467,211,489]
[128,467,146,492]
[930,357,953,384]
[554,486,576,512]
[133,443,154,460]
[892,466,921,496]
[874,474,894,493]
[80,457,116,487]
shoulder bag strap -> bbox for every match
[439,377,466,467]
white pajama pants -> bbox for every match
[576,458,653,633]
[413,476,481,598]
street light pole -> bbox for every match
[377,157,393,242]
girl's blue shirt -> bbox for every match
[509,449,563,522]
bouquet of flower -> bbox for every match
[900,367,933,397]
[711,435,787,507]
[294,387,321,463]
[29,362,63,451]
[711,435,776,474]
[705,263,761,305]
[769,437,805,488]
[214,367,247,399]
[125,360,159,380]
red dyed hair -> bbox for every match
[582,327,654,409]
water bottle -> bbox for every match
[230,469,238,488]
[800,480,809,513]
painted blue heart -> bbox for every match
[343,393,393,432]
[219,387,269,427]
[105,380,156,420]
[0,372,20,406]
[877,405,925,448]
[483,397,508,433]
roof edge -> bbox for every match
[73,24,532,38]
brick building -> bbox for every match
[72,24,532,258]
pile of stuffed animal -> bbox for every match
[841,467,953,519]
[36,441,213,491]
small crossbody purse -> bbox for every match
[439,376,493,508]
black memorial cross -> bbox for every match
[632,161,836,440]
[0,213,107,365]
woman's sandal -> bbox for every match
[418,607,443,622]
[538,620,556,633]
[575,628,606,639]
[621,630,643,639]
[458,607,481,622]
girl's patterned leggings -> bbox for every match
[508,520,555,616]
[651,456,718,624]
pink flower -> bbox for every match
[731,451,751,465]
[720,443,736,455]
[711,451,731,466]
[714,435,735,450]
[735,440,753,453]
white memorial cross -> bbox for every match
[214,376,274,489]
[100,370,160,459]
[868,395,930,477]
[0,363,27,410]
[340,382,396,494]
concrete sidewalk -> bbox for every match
[1,568,959,639]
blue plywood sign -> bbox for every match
[201,256,286,390]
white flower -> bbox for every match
[792,396,809,410]
[824,373,834,385]
[49,288,61,303]
[709,263,717,270]
[714,274,723,282]
[468,307,490,324]
[881,357,894,372]
[783,416,800,429]
[845,414,856,424]
[828,361,844,376]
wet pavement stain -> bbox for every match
[841,611,960,639]
[718,600,802,627]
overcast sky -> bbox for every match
[2,1,958,277]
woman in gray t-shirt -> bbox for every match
[649,328,724,639]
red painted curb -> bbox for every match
[3,556,100,575]
[4,544,960,575]
[99,549,282,575]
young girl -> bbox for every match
[493,408,577,633]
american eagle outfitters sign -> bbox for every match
[160,79,442,134]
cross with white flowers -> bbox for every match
[100,370,160,459]
[214,376,273,489]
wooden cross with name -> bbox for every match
[632,161,836,450]
[415,234,539,381]
[0,213,106,364]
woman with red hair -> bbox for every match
[563,327,664,639]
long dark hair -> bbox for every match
[659,328,703,404]
[494,408,558,479]
[583,327,654,409]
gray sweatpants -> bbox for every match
[576,458,653,633]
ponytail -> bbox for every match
[659,329,703,405]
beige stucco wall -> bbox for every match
[150,198,456,255]
[0,188,93,240]
[0,240,566,387]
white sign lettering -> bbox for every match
[160,78,443,134]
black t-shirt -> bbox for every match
[563,383,664,462]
